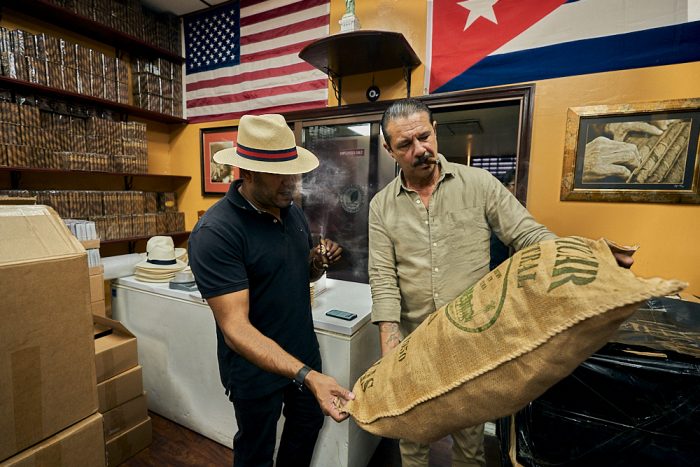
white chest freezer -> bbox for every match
[111,276,380,467]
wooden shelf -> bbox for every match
[0,166,191,192]
[100,231,190,246]
[2,0,184,63]
[299,30,421,103]
[0,76,187,124]
[299,30,421,78]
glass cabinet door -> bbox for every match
[300,120,393,283]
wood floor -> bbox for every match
[121,412,503,467]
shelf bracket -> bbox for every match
[10,170,21,189]
[124,175,134,190]
[327,69,342,107]
[403,65,412,98]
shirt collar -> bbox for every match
[394,153,454,197]
[226,179,250,210]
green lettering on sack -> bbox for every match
[517,263,538,288]
[517,244,541,288]
[553,257,599,268]
[445,257,513,332]
[359,362,379,392]
[554,238,593,256]
[398,336,411,362]
[548,271,597,291]
[548,238,599,292]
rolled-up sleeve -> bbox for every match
[368,200,402,324]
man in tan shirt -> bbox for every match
[369,98,554,466]
[368,98,633,466]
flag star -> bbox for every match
[457,0,499,31]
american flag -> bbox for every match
[185,0,330,123]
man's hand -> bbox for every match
[311,238,343,269]
[304,371,355,422]
[604,121,664,141]
[583,137,641,182]
[605,239,638,269]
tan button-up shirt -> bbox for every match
[368,154,556,334]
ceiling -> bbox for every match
[140,0,226,16]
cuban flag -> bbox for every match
[426,0,700,93]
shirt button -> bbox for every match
[415,199,420,204]
[433,242,437,247]
[434,293,439,298]
[424,220,428,224]
[273,219,278,223]
[434,267,439,272]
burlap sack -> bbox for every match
[345,237,685,443]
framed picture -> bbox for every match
[200,126,239,195]
[560,98,700,203]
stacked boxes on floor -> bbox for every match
[94,315,151,466]
[0,205,105,466]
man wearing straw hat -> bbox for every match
[188,114,352,467]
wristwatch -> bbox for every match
[293,364,312,391]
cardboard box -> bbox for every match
[81,239,101,250]
[102,393,149,439]
[94,315,138,383]
[91,299,106,317]
[89,271,104,302]
[0,205,98,462]
[0,413,105,467]
[97,365,144,413]
[105,417,152,467]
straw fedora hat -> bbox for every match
[136,236,187,271]
[213,114,319,175]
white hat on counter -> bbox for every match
[136,236,187,271]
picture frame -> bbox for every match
[200,126,239,195]
[560,98,700,204]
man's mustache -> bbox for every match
[413,152,437,167]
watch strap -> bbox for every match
[293,364,312,390]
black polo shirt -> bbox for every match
[188,179,320,399]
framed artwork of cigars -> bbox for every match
[561,98,700,204]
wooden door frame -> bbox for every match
[284,83,536,204]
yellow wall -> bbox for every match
[328,0,428,104]
[526,63,700,296]
[169,119,240,229]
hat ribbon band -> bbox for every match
[237,143,298,162]
[147,258,177,265]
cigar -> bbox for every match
[319,236,329,269]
